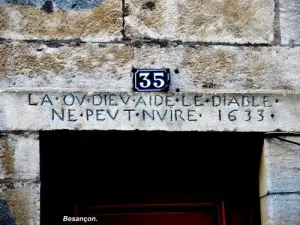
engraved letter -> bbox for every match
[212,96,221,106]
[28,94,38,106]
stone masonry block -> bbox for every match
[1,43,300,92]
[280,0,300,45]
[260,194,300,225]
[1,182,40,225]
[134,45,300,92]
[0,133,39,180]
[0,0,122,41]
[125,0,275,43]
[260,136,300,197]
[0,42,134,89]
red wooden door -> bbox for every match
[76,203,225,225]
[97,212,214,225]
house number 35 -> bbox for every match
[132,68,170,92]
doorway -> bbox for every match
[40,131,263,225]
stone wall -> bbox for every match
[260,135,300,225]
[0,0,299,224]
[0,0,298,92]
[0,133,39,225]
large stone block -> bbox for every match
[280,0,300,45]
[0,42,134,89]
[0,0,123,41]
[134,45,300,92]
[260,136,300,196]
[0,182,40,225]
[260,194,300,225]
[1,43,300,91]
[125,0,275,43]
[0,133,39,180]
[1,90,300,131]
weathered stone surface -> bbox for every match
[0,133,39,180]
[280,0,300,45]
[0,190,16,225]
[0,42,134,89]
[125,0,274,43]
[1,43,300,91]
[260,194,300,225]
[0,0,122,41]
[134,45,300,92]
[260,136,300,196]
[0,0,103,10]
[0,182,40,225]
[0,91,300,132]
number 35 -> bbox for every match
[139,72,165,88]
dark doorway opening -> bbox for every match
[40,131,263,225]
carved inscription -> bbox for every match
[27,93,278,124]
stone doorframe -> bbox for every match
[260,133,300,224]
[0,131,299,225]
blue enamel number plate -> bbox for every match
[132,68,170,92]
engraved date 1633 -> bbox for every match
[218,109,271,122]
